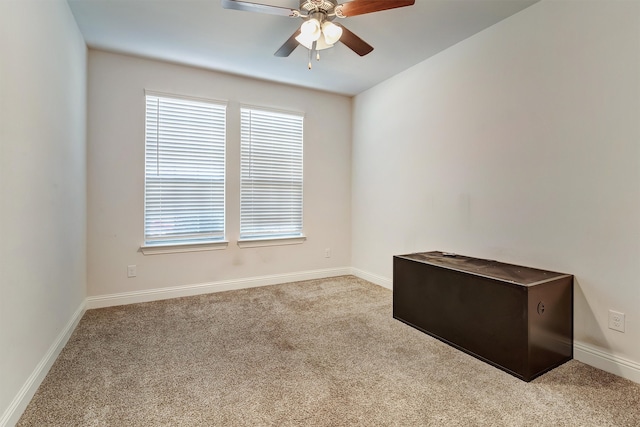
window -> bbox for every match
[240,106,304,244]
[143,92,226,251]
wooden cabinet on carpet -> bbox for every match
[393,251,573,382]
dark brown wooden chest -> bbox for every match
[393,251,573,381]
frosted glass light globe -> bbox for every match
[322,21,343,45]
[300,19,321,41]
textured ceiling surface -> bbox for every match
[67,0,539,96]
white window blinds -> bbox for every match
[144,93,226,246]
[240,107,303,240]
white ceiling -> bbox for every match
[67,0,539,96]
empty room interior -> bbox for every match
[1,0,639,425]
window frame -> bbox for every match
[238,105,305,248]
[140,90,228,255]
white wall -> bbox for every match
[0,0,87,424]
[87,50,352,299]
[352,0,640,377]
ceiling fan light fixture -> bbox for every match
[296,32,333,50]
[300,18,321,41]
[321,21,342,45]
[295,33,313,49]
[315,36,334,51]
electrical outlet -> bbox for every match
[127,265,137,278]
[608,310,625,333]
[324,248,331,258]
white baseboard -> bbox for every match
[86,267,352,309]
[0,301,86,427]
[574,341,640,384]
[350,267,392,289]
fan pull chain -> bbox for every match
[308,40,318,70]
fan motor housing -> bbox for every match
[301,0,337,14]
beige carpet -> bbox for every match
[18,276,640,426]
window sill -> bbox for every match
[237,236,306,248]
[140,240,229,255]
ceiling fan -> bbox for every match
[221,0,415,69]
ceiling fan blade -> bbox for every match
[335,24,373,56]
[274,29,302,57]
[221,0,299,17]
[336,0,415,17]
